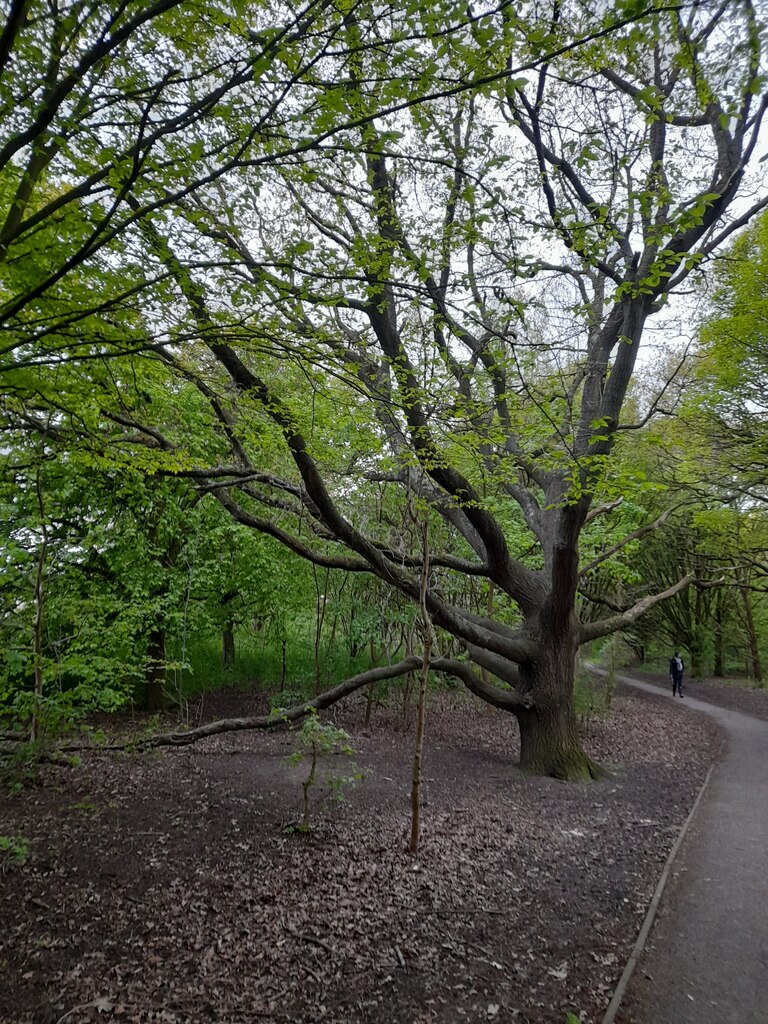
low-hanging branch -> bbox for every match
[1,651,536,756]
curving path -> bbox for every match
[610,672,768,1024]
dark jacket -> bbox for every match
[669,655,684,677]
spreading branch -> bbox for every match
[579,574,695,644]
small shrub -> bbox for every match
[284,712,365,831]
[0,834,29,872]
[574,661,613,724]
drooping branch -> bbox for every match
[430,657,529,712]
[211,490,374,573]
[104,658,423,750]
[11,652,532,755]
[464,644,522,689]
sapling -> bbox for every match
[0,834,29,873]
[285,711,364,831]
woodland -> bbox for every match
[1,1,768,1019]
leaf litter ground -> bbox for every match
[0,682,724,1024]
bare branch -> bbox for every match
[579,574,695,644]
[581,506,676,576]
[430,657,529,712]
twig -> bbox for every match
[303,964,323,985]
[55,1001,99,1024]
[289,928,336,956]
[433,906,506,915]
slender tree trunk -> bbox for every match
[144,629,166,711]
[30,472,49,744]
[302,743,317,829]
[281,638,287,687]
[30,530,48,744]
[480,582,496,713]
[713,588,724,678]
[222,622,235,668]
[410,520,434,857]
[312,565,330,694]
[364,638,379,728]
[739,571,763,684]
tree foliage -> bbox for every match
[2,0,768,774]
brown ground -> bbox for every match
[0,681,725,1024]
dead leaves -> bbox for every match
[0,692,721,1024]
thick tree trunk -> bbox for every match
[144,629,166,712]
[516,638,602,781]
[517,701,600,780]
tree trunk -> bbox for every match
[222,624,235,668]
[364,637,377,727]
[30,533,47,743]
[739,578,763,684]
[410,519,434,856]
[517,642,602,781]
[517,702,600,780]
[31,473,49,744]
[713,588,724,678]
[144,629,166,711]
[480,582,496,714]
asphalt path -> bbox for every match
[611,672,768,1024]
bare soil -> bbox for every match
[0,682,724,1024]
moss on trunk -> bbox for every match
[518,704,603,780]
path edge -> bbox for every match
[600,762,715,1024]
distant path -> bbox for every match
[611,672,768,1024]
[621,668,768,722]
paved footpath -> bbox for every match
[612,673,768,1024]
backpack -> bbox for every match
[670,655,683,674]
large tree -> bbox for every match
[5,0,768,776]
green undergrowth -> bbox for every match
[170,636,375,699]
[573,663,615,721]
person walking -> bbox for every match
[669,651,685,697]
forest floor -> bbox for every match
[0,679,727,1024]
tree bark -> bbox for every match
[517,702,600,780]
[222,624,235,668]
[31,472,48,744]
[410,519,434,857]
[30,531,47,743]
[713,588,724,678]
[739,572,763,684]
[516,635,602,780]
